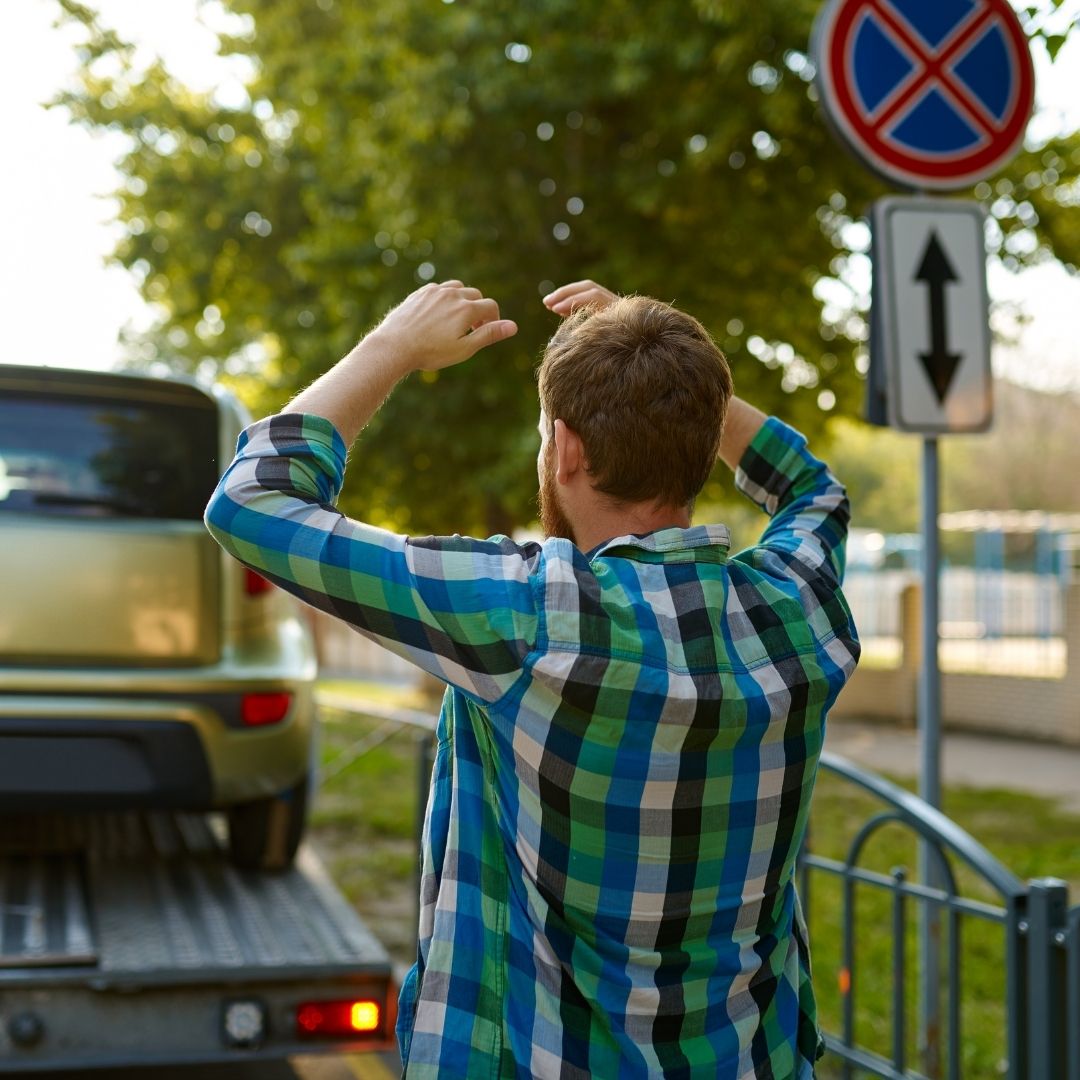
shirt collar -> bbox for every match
[586,524,731,563]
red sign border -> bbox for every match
[814,0,1035,190]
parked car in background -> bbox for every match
[0,363,317,869]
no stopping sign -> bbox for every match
[813,0,1035,189]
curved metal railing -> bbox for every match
[802,752,1075,1080]
[316,696,1079,1080]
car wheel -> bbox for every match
[227,775,309,871]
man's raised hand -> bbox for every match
[281,280,516,444]
[542,280,617,317]
[371,280,518,373]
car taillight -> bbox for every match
[295,999,383,1038]
[245,568,274,596]
[240,692,293,727]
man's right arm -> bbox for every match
[727,413,853,593]
[716,396,768,471]
[726,414,859,672]
[713,393,850,588]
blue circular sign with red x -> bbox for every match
[813,0,1035,189]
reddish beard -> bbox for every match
[538,447,577,544]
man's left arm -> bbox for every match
[280,279,517,442]
[204,282,537,704]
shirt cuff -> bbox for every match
[733,416,808,516]
[236,412,349,505]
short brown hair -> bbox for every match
[537,296,733,508]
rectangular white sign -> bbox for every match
[871,197,992,434]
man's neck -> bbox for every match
[572,501,692,554]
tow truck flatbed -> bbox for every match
[0,811,394,1071]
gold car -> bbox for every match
[0,363,316,869]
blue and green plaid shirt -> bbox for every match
[206,413,859,1078]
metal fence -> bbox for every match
[802,753,1079,1079]
[318,695,1079,1078]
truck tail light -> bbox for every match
[245,568,274,596]
[295,998,383,1038]
[240,692,293,727]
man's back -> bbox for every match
[207,408,859,1077]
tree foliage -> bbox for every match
[821,380,1080,535]
[52,0,1080,533]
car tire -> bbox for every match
[227,775,309,871]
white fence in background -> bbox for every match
[306,570,1073,686]
[844,568,1066,677]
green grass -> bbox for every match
[308,680,1080,1072]
[316,677,434,711]
[309,680,435,963]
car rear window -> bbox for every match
[0,392,218,521]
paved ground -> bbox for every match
[37,1052,403,1079]
[826,717,1080,813]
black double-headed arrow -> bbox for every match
[914,231,962,404]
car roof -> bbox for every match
[0,362,233,414]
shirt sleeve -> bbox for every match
[204,413,540,704]
[740,416,863,687]
[733,417,852,589]
[732,418,859,673]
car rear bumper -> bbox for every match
[0,716,212,811]
[0,687,314,811]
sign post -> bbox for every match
[813,0,1034,1073]
[869,198,993,1067]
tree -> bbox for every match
[815,380,1080,536]
[942,380,1080,515]
[820,418,921,533]
[52,0,1080,533]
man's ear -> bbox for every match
[552,419,583,485]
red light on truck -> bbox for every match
[245,568,274,596]
[296,999,382,1038]
[240,692,293,727]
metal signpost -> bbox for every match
[869,197,994,1071]
[813,0,1035,1073]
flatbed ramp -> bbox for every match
[0,812,394,1071]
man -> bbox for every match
[205,278,859,1078]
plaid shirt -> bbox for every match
[205,413,859,1078]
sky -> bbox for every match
[4,0,1080,391]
